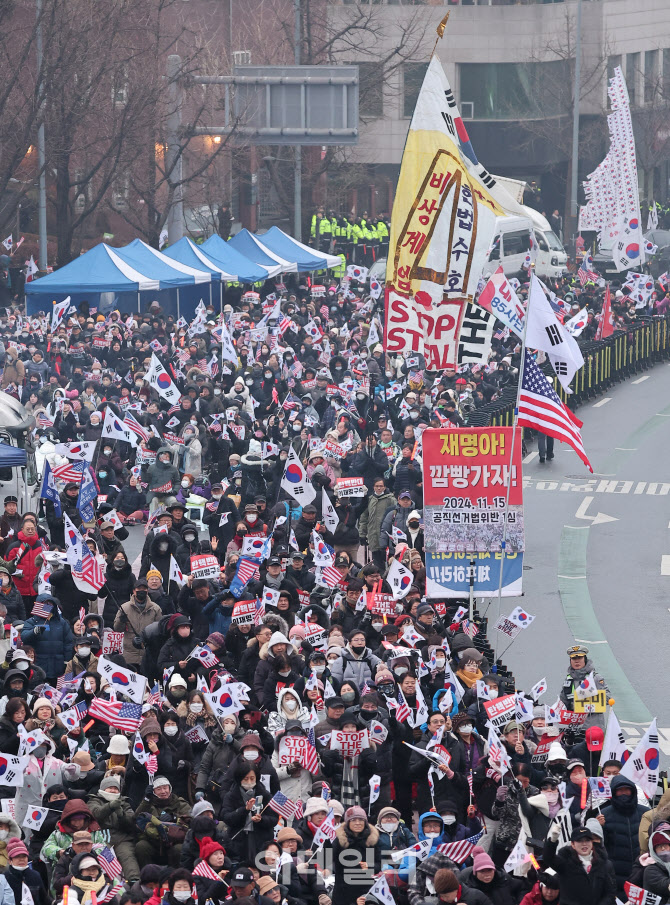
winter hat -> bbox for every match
[191,800,215,819]
[651,822,670,850]
[433,870,460,894]
[532,706,544,719]
[345,806,367,823]
[32,697,54,715]
[107,735,130,756]
[546,742,567,763]
[304,797,330,818]
[585,818,604,841]
[276,827,303,844]
[538,869,560,890]
[206,632,225,649]
[472,852,495,873]
[459,647,483,665]
[169,674,188,688]
[329,800,345,818]
[6,839,28,859]
[72,831,93,844]
[140,717,161,739]
[198,836,225,861]
[100,776,121,792]
[289,625,306,640]
[146,569,162,580]
[378,807,401,822]
[240,731,263,751]
[152,776,171,790]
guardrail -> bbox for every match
[469,314,670,427]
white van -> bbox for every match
[484,213,567,280]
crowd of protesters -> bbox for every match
[0,258,664,905]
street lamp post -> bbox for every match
[569,0,583,253]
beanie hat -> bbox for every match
[146,569,162,580]
[329,800,345,818]
[345,806,367,823]
[433,870,460,894]
[651,823,670,850]
[198,836,225,861]
[378,807,401,822]
[472,852,495,873]
[276,827,303,844]
[191,799,215,819]
[289,625,306,640]
[546,742,567,763]
[585,818,604,842]
[6,839,28,859]
[32,697,54,715]
[304,797,330,818]
[206,632,225,648]
[100,775,121,792]
[152,776,171,790]
[532,705,544,719]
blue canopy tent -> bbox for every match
[163,237,238,311]
[201,234,281,282]
[25,243,160,315]
[0,442,27,467]
[255,226,340,270]
[228,228,296,273]
[113,239,212,319]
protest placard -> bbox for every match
[190,554,220,580]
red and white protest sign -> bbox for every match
[531,733,564,764]
[557,706,588,728]
[277,735,315,771]
[366,592,397,617]
[330,729,369,756]
[102,630,124,655]
[335,477,367,498]
[304,623,327,649]
[232,600,257,626]
[483,694,517,729]
[190,554,220,581]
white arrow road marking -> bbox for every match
[575,496,618,526]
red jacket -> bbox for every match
[6,531,44,597]
[520,883,545,905]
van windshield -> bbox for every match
[544,230,564,251]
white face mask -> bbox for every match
[243,749,258,761]
[181,480,190,488]
[241,781,256,792]
[314,665,325,675]
[164,725,178,737]
[443,816,456,825]
[247,514,258,523]
[77,647,91,658]
[190,703,203,714]
[424,831,440,839]
[0,831,8,840]
[544,790,559,804]
[381,822,398,833]
[284,699,298,712]
[172,891,191,902]
[459,724,473,735]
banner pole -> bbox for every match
[491,272,531,661]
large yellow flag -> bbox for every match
[384,57,506,372]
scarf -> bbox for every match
[72,874,106,904]
[186,710,216,730]
[341,755,359,810]
[456,667,482,689]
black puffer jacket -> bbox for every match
[319,744,377,812]
[195,723,245,803]
[542,837,616,905]
[601,774,649,892]
[459,866,524,905]
[100,556,136,626]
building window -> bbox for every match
[626,52,639,106]
[645,49,658,104]
[112,67,128,107]
[358,62,384,118]
[664,49,670,100]
[403,62,428,117]
[458,61,570,120]
[111,175,129,211]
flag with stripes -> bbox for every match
[88,698,142,731]
[254,597,266,626]
[393,690,412,723]
[147,684,162,706]
[52,460,86,483]
[71,545,106,592]
[577,256,599,287]
[304,728,320,774]
[97,846,122,879]
[462,619,479,638]
[268,791,301,820]
[437,831,484,864]
[32,599,53,619]
[123,411,151,444]
[319,565,344,589]
[37,412,54,429]
[146,753,158,775]
[518,352,592,473]
[193,860,221,881]
[277,316,293,336]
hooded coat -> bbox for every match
[270,721,315,803]
[145,446,180,499]
[140,532,179,583]
[40,799,107,866]
[195,720,245,802]
[5,531,44,598]
[542,836,616,905]
[332,820,380,905]
[329,643,381,689]
[458,866,524,905]
[253,631,304,704]
[21,603,74,679]
[601,774,649,891]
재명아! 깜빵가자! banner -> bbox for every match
[422,426,523,598]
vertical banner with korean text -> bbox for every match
[384,57,506,372]
[422,427,523,598]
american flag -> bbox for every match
[146,753,158,775]
[437,831,484,864]
[254,597,266,626]
[320,565,344,589]
[462,619,479,638]
[320,305,329,319]
[518,352,592,473]
[289,360,303,378]
[123,411,151,444]
[393,690,412,723]
[268,791,302,820]
[71,546,106,591]
[88,698,143,732]
[236,558,260,587]
[205,501,218,512]
[175,349,190,364]
[493,326,510,342]
[167,403,180,416]
[52,460,85,483]
[282,393,301,411]
[57,670,84,690]
[304,728,320,774]
[467,771,474,795]
[577,254,598,287]
[37,412,54,428]
[32,599,53,619]
[100,883,126,903]
[147,684,162,706]
[193,860,221,881]
[97,846,123,879]
[277,316,292,336]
